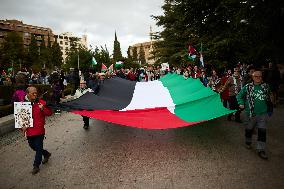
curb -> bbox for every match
[0,114,15,136]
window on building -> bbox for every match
[60,41,63,45]
[60,47,63,50]
[65,42,68,45]
[59,35,63,39]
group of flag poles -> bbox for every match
[90,42,204,72]
[91,57,123,73]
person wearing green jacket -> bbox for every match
[236,69,273,160]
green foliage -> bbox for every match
[113,32,123,62]
[0,32,63,73]
[132,47,138,62]
[50,38,63,69]
[92,45,111,71]
[28,34,40,70]
[138,44,146,65]
[153,0,284,67]
[0,31,25,71]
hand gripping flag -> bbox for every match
[61,74,234,129]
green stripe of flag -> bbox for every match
[159,74,234,122]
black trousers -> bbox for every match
[228,95,241,121]
[27,134,49,167]
[82,116,89,126]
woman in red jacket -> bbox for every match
[22,86,53,175]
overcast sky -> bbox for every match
[0,0,164,56]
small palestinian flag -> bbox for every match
[61,74,234,129]
[115,61,123,68]
[91,57,97,65]
[188,44,197,61]
[108,64,114,73]
[101,63,107,72]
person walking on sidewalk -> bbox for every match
[236,69,273,159]
[74,80,94,129]
[219,67,243,122]
[22,86,53,174]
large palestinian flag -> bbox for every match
[61,74,234,129]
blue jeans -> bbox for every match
[27,135,49,167]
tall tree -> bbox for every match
[113,31,122,62]
[153,0,284,67]
[132,46,138,63]
[39,36,47,70]
[28,34,40,70]
[138,44,146,65]
[127,46,132,60]
[50,38,63,69]
[45,35,53,69]
[0,31,25,72]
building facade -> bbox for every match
[0,19,55,48]
[129,26,158,65]
[129,41,157,65]
[0,19,88,64]
[54,32,88,63]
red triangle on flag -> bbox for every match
[101,63,107,71]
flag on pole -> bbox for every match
[91,57,97,65]
[115,61,123,68]
[200,53,204,67]
[200,43,204,67]
[188,45,197,60]
[101,63,107,72]
[108,64,114,73]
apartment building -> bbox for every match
[0,19,55,47]
[54,32,88,63]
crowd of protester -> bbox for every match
[1,61,282,173]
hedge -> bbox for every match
[0,84,75,117]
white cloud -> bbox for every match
[0,0,164,56]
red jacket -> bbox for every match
[191,71,200,79]
[26,99,53,137]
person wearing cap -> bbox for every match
[74,80,94,129]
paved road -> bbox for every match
[0,103,284,188]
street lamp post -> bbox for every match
[77,53,80,70]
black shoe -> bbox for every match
[258,151,268,160]
[42,152,51,164]
[31,166,40,175]
[83,125,89,130]
[227,116,232,121]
